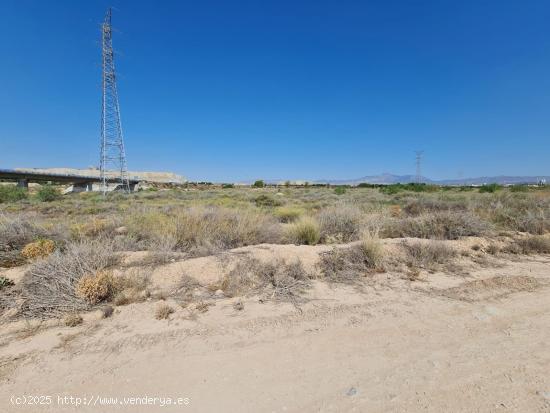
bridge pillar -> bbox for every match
[16,179,29,189]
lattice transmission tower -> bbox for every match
[415,150,424,184]
[100,8,130,194]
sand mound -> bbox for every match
[440,275,541,302]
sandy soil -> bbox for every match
[1,242,550,413]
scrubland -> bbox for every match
[1,184,550,412]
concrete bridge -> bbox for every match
[0,169,139,192]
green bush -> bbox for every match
[36,184,62,202]
[254,194,282,208]
[253,180,265,188]
[509,185,528,193]
[0,185,28,203]
[479,183,501,193]
[334,186,347,195]
[380,183,439,194]
[221,183,234,189]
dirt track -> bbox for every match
[1,251,550,412]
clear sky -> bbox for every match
[1,0,549,182]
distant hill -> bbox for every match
[314,173,433,185]
[315,174,549,186]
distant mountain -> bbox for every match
[314,174,549,186]
[314,173,434,185]
[436,176,550,185]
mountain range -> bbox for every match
[314,173,549,186]
[261,173,549,186]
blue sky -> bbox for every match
[1,0,550,182]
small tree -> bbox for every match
[253,180,265,188]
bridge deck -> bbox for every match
[0,169,140,184]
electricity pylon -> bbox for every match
[415,151,424,184]
[100,8,130,194]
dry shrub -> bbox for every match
[0,214,47,267]
[318,236,384,283]
[64,313,83,327]
[221,257,310,302]
[155,303,174,320]
[21,239,55,260]
[75,271,117,305]
[476,193,550,234]
[111,270,150,306]
[401,240,456,269]
[505,236,550,254]
[70,218,113,239]
[383,211,489,240]
[286,216,320,245]
[402,197,468,216]
[126,206,282,255]
[486,244,500,255]
[17,240,119,317]
[195,301,212,313]
[318,205,363,243]
[171,274,202,304]
[274,206,303,223]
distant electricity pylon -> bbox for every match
[415,151,424,184]
[100,8,130,195]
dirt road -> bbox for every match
[1,255,549,412]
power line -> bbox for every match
[100,8,130,195]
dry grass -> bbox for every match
[155,303,174,320]
[318,236,384,284]
[63,313,83,327]
[221,257,310,302]
[15,319,44,340]
[126,206,282,255]
[440,275,540,302]
[171,274,202,304]
[286,216,320,245]
[318,205,363,243]
[274,206,303,223]
[505,236,550,254]
[383,211,490,240]
[401,240,457,270]
[111,269,150,306]
[70,218,114,239]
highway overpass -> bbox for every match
[0,169,139,191]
